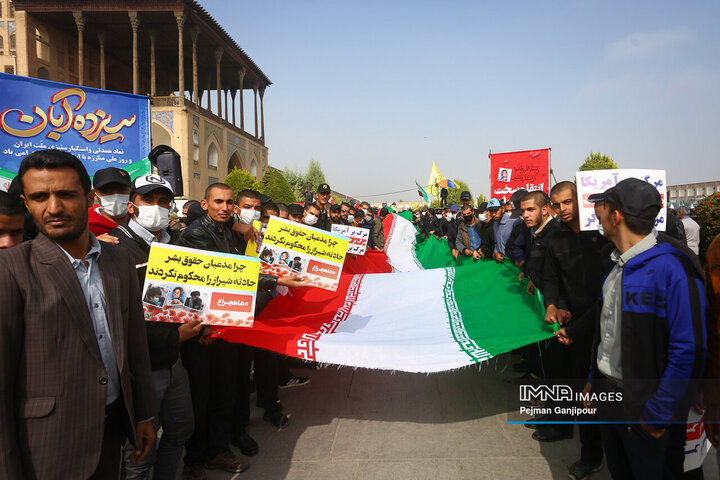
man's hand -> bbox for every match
[638,416,666,438]
[231,222,260,243]
[582,382,594,409]
[463,248,472,257]
[545,304,571,325]
[178,320,203,343]
[277,275,308,288]
[554,327,573,345]
[493,252,504,263]
[97,233,119,244]
[197,325,217,345]
[129,420,155,463]
[705,404,720,447]
[472,250,482,260]
[452,249,460,260]
[526,280,535,296]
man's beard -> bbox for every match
[40,210,88,242]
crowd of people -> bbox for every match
[0,148,719,480]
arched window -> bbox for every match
[9,32,15,51]
[0,36,4,56]
[35,27,50,62]
[207,143,218,169]
[37,67,50,80]
[250,157,258,178]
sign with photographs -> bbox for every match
[575,169,667,232]
[331,224,369,255]
[259,217,349,291]
[142,244,260,327]
[489,148,550,200]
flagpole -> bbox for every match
[548,147,557,189]
[488,148,492,197]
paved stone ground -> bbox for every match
[190,353,718,480]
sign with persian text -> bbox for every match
[490,148,550,200]
[142,244,260,327]
[575,169,667,232]
[259,217,349,291]
[331,223,369,255]
[0,72,150,175]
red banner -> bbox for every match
[490,148,550,200]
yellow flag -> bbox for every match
[426,161,446,197]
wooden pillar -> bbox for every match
[97,29,106,89]
[224,90,230,122]
[231,90,236,125]
[259,86,265,142]
[175,12,186,99]
[238,68,245,131]
[128,12,140,95]
[206,75,212,110]
[148,29,156,96]
[72,12,86,86]
[191,26,199,104]
[215,48,223,118]
[253,84,258,138]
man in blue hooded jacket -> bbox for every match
[576,178,706,479]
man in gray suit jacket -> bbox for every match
[0,150,156,479]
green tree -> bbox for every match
[282,167,306,201]
[224,168,259,198]
[259,168,296,204]
[579,152,618,171]
[695,193,720,256]
[445,179,470,206]
[305,159,327,190]
[476,193,488,206]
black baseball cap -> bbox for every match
[93,167,131,190]
[317,184,331,193]
[460,191,472,201]
[330,203,341,212]
[587,178,662,220]
[478,201,488,211]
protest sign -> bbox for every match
[331,224,369,255]
[575,169,667,231]
[244,220,264,257]
[490,148,549,200]
[142,244,260,327]
[684,410,711,471]
[0,72,151,176]
[259,217,349,291]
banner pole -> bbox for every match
[488,148,492,196]
[548,147,557,189]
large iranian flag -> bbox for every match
[215,215,554,373]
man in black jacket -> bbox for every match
[535,181,607,480]
[519,190,558,295]
[456,204,485,259]
[178,184,303,478]
[313,184,332,231]
[111,174,201,480]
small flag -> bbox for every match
[416,181,429,201]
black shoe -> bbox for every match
[532,426,573,442]
[568,459,602,480]
[263,408,290,429]
[231,430,259,457]
[256,397,284,410]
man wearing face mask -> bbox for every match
[88,167,132,236]
[363,207,385,250]
[444,204,460,257]
[456,204,484,260]
[109,175,201,480]
[303,203,322,226]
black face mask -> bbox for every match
[463,214,473,223]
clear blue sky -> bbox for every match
[202,0,720,203]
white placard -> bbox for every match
[331,224,369,255]
[575,169,667,231]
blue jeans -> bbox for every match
[122,358,194,480]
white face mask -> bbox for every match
[597,223,605,236]
[98,193,129,218]
[239,208,260,224]
[364,215,372,222]
[347,215,355,223]
[479,213,488,222]
[133,204,169,232]
[304,213,318,225]
[436,214,442,219]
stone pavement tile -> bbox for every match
[332,417,515,460]
[240,418,341,462]
[356,459,492,480]
[205,460,361,480]
[498,418,578,459]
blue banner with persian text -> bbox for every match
[0,72,150,175]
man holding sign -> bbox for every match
[179,184,305,478]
